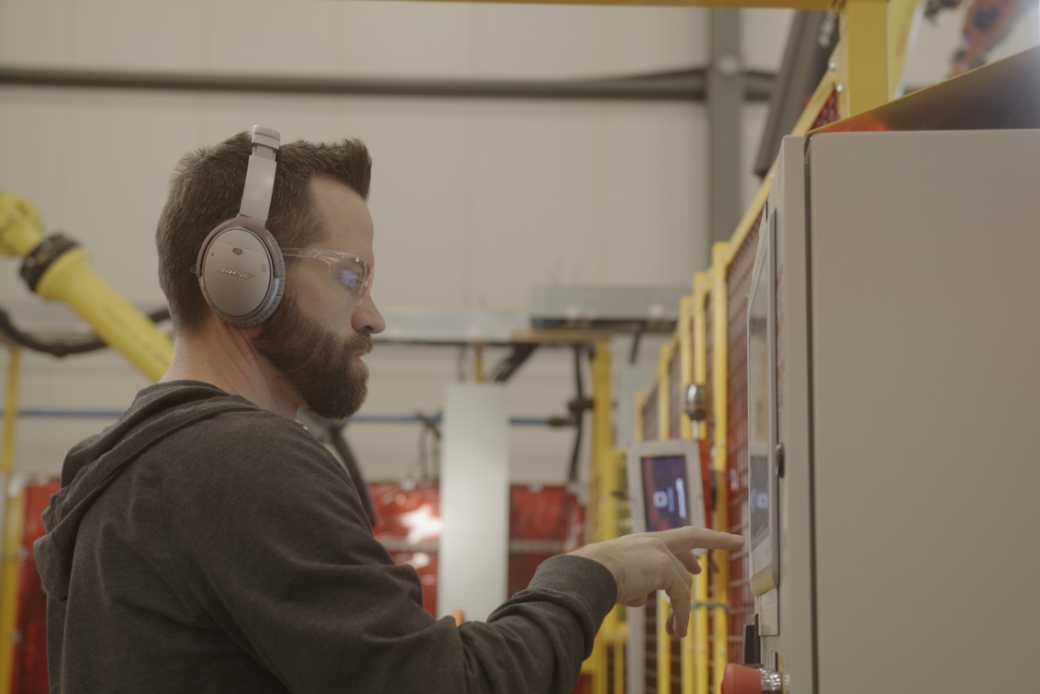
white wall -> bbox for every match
[4,0,1027,483]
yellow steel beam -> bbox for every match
[613,638,625,694]
[678,297,695,443]
[396,0,833,8]
[657,343,673,442]
[793,53,843,134]
[473,343,485,383]
[677,298,696,694]
[658,591,672,693]
[0,484,25,694]
[1,351,19,475]
[588,340,619,694]
[690,273,711,694]
[838,0,889,116]
[709,243,731,694]
[592,339,615,543]
[655,338,677,691]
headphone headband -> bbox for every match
[240,126,280,221]
[195,125,287,328]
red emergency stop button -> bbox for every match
[722,664,785,693]
[721,664,763,694]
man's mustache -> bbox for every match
[345,333,373,356]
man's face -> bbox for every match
[254,177,385,419]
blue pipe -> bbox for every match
[0,408,552,426]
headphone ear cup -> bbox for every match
[197,222,285,327]
[240,271,284,327]
[237,225,286,326]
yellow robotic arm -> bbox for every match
[0,190,172,382]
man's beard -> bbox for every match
[253,293,372,420]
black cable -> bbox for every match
[0,304,171,357]
[567,346,587,483]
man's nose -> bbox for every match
[353,294,385,335]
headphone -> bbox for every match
[195,125,286,328]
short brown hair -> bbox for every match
[156,132,371,332]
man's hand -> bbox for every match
[569,527,744,638]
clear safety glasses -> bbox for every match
[281,248,372,306]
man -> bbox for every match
[34,130,742,694]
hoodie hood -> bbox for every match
[34,381,257,601]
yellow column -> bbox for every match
[0,350,21,694]
[613,638,625,694]
[658,591,671,693]
[658,344,672,442]
[588,340,620,694]
[656,340,673,691]
[677,297,696,694]
[1,350,20,475]
[691,274,711,694]
[678,298,694,443]
[472,343,484,383]
[838,0,889,116]
[710,244,731,694]
[0,484,24,694]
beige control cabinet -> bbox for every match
[743,130,1040,694]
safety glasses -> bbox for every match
[281,248,372,306]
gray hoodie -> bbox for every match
[34,381,616,694]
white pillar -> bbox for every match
[437,383,510,622]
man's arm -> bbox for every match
[160,412,609,694]
[159,411,740,694]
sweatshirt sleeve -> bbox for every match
[158,412,617,694]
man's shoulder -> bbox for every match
[132,394,345,498]
[159,406,335,470]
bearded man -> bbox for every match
[34,128,742,694]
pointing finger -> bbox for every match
[653,526,744,554]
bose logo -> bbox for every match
[220,267,255,280]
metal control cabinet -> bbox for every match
[750,130,1040,693]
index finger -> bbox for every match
[651,526,744,553]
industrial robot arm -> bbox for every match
[0,189,173,381]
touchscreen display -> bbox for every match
[641,455,689,531]
[749,451,769,547]
[748,233,771,551]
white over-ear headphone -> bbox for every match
[195,125,286,327]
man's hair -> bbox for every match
[156,132,371,332]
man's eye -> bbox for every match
[337,267,361,291]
